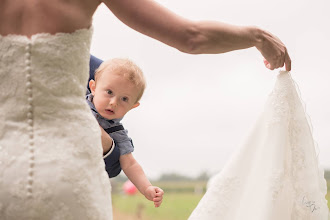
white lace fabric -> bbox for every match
[189,72,329,220]
[0,28,113,219]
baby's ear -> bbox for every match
[132,102,140,109]
[89,80,96,95]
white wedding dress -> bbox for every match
[189,72,329,220]
[0,28,113,219]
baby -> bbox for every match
[87,58,163,207]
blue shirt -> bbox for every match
[86,93,135,177]
[86,94,135,155]
[88,55,134,178]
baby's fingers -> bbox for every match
[155,188,164,196]
[153,197,163,207]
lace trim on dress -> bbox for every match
[269,72,328,217]
[0,26,93,43]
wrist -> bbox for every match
[142,184,153,195]
[249,26,265,50]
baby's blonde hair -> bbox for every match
[94,58,146,103]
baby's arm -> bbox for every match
[120,153,164,207]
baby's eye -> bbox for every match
[106,90,113,95]
[121,97,129,102]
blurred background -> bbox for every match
[91,0,329,218]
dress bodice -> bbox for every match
[0,28,93,122]
[0,28,113,219]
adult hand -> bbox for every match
[256,29,291,71]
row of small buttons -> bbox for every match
[25,43,35,199]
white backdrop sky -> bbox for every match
[91,0,330,179]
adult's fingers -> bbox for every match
[264,59,274,70]
[284,51,292,71]
[279,51,285,68]
[264,51,289,71]
[273,48,286,69]
[257,29,291,71]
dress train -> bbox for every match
[189,71,329,220]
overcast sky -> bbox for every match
[91,0,330,179]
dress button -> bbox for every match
[29,147,34,154]
[25,59,30,65]
[27,185,33,193]
[27,97,33,104]
[26,74,31,81]
[27,105,33,112]
[27,112,32,119]
[28,139,34,146]
[29,162,35,169]
[26,88,32,96]
[28,176,33,185]
[28,119,33,126]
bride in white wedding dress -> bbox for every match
[0,0,291,219]
[189,71,329,220]
[0,27,114,219]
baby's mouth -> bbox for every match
[105,109,114,114]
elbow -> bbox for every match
[176,25,206,54]
[179,38,203,54]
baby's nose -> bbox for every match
[109,98,118,106]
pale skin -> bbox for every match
[89,69,164,207]
[0,0,291,71]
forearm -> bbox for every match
[103,0,260,54]
[121,154,164,206]
[99,126,113,155]
[120,154,152,195]
[182,21,262,54]
[104,0,290,70]
[123,163,152,195]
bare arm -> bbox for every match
[102,0,290,70]
[120,153,164,207]
[99,126,113,155]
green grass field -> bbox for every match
[112,180,330,220]
[113,193,202,220]
[326,181,330,209]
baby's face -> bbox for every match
[90,71,140,120]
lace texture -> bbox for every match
[189,72,329,220]
[0,28,113,220]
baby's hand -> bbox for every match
[144,186,164,207]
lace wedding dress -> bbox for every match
[0,28,113,219]
[189,72,329,220]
